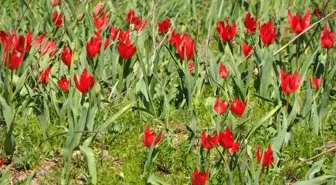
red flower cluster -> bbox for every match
[256,145,274,167]
[213,97,247,116]
[143,125,162,148]
[126,9,148,31]
[216,21,236,42]
[169,30,196,60]
[280,68,301,94]
[0,30,32,70]
[192,168,209,185]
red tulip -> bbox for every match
[52,11,64,27]
[313,6,322,18]
[244,12,257,33]
[192,168,209,185]
[219,62,229,78]
[38,67,51,84]
[288,9,310,34]
[213,97,229,115]
[33,33,46,47]
[280,68,301,94]
[230,142,240,153]
[40,39,58,57]
[94,12,109,31]
[58,76,70,92]
[126,9,147,31]
[134,18,148,31]
[86,31,102,58]
[16,31,32,53]
[74,68,95,93]
[117,39,136,60]
[158,18,171,33]
[219,126,234,149]
[188,60,194,73]
[216,21,237,42]
[242,42,253,56]
[201,131,219,150]
[61,45,73,67]
[50,0,60,6]
[118,29,131,43]
[320,24,335,49]
[256,145,274,167]
[126,9,136,24]
[143,125,162,148]
[230,98,247,116]
[93,2,104,17]
[259,21,277,46]
[109,26,121,41]
[6,50,24,70]
[310,77,322,89]
[175,33,196,60]
[169,29,181,46]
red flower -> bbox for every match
[169,29,180,46]
[61,45,73,67]
[33,33,46,47]
[230,98,247,116]
[94,12,109,31]
[230,142,240,153]
[86,31,102,58]
[320,24,335,49]
[0,158,5,167]
[219,62,229,78]
[175,33,196,60]
[216,21,237,42]
[93,2,104,17]
[58,76,70,92]
[126,9,147,31]
[143,125,162,148]
[40,39,58,57]
[313,6,322,18]
[244,12,257,33]
[158,18,171,33]
[134,18,148,31]
[280,68,301,94]
[52,11,64,27]
[118,29,131,43]
[219,126,234,149]
[126,9,136,24]
[259,21,277,46]
[256,145,274,167]
[6,50,24,70]
[201,131,219,150]
[37,67,51,84]
[213,97,229,115]
[288,9,310,34]
[110,26,121,41]
[74,68,95,93]
[242,42,253,56]
[310,77,322,89]
[192,168,209,185]
[16,31,32,53]
[51,0,60,6]
[117,39,136,60]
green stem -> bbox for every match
[324,49,329,85]
[296,38,300,71]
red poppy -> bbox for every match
[244,12,257,33]
[320,24,335,49]
[61,45,73,67]
[192,168,209,185]
[51,0,60,6]
[158,18,171,33]
[259,21,277,46]
[58,76,70,92]
[117,39,136,60]
[216,21,237,42]
[175,33,196,60]
[219,62,229,78]
[93,2,104,17]
[37,67,51,84]
[213,97,229,115]
[201,131,219,150]
[52,11,64,27]
[280,68,301,94]
[288,9,310,34]
[256,145,274,167]
[86,31,102,58]
[310,77,322,89]
[188,60,194,72]
[143,125,162,148]
[74,68,95,93]
[242,42,253,56]
[230,98,247,116]
[94,12,109,31]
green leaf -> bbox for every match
[80,146,97,184]
[0,95,14,128]
[292,176,335,185]
[147,175,170,185]
[98,104,131,131]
